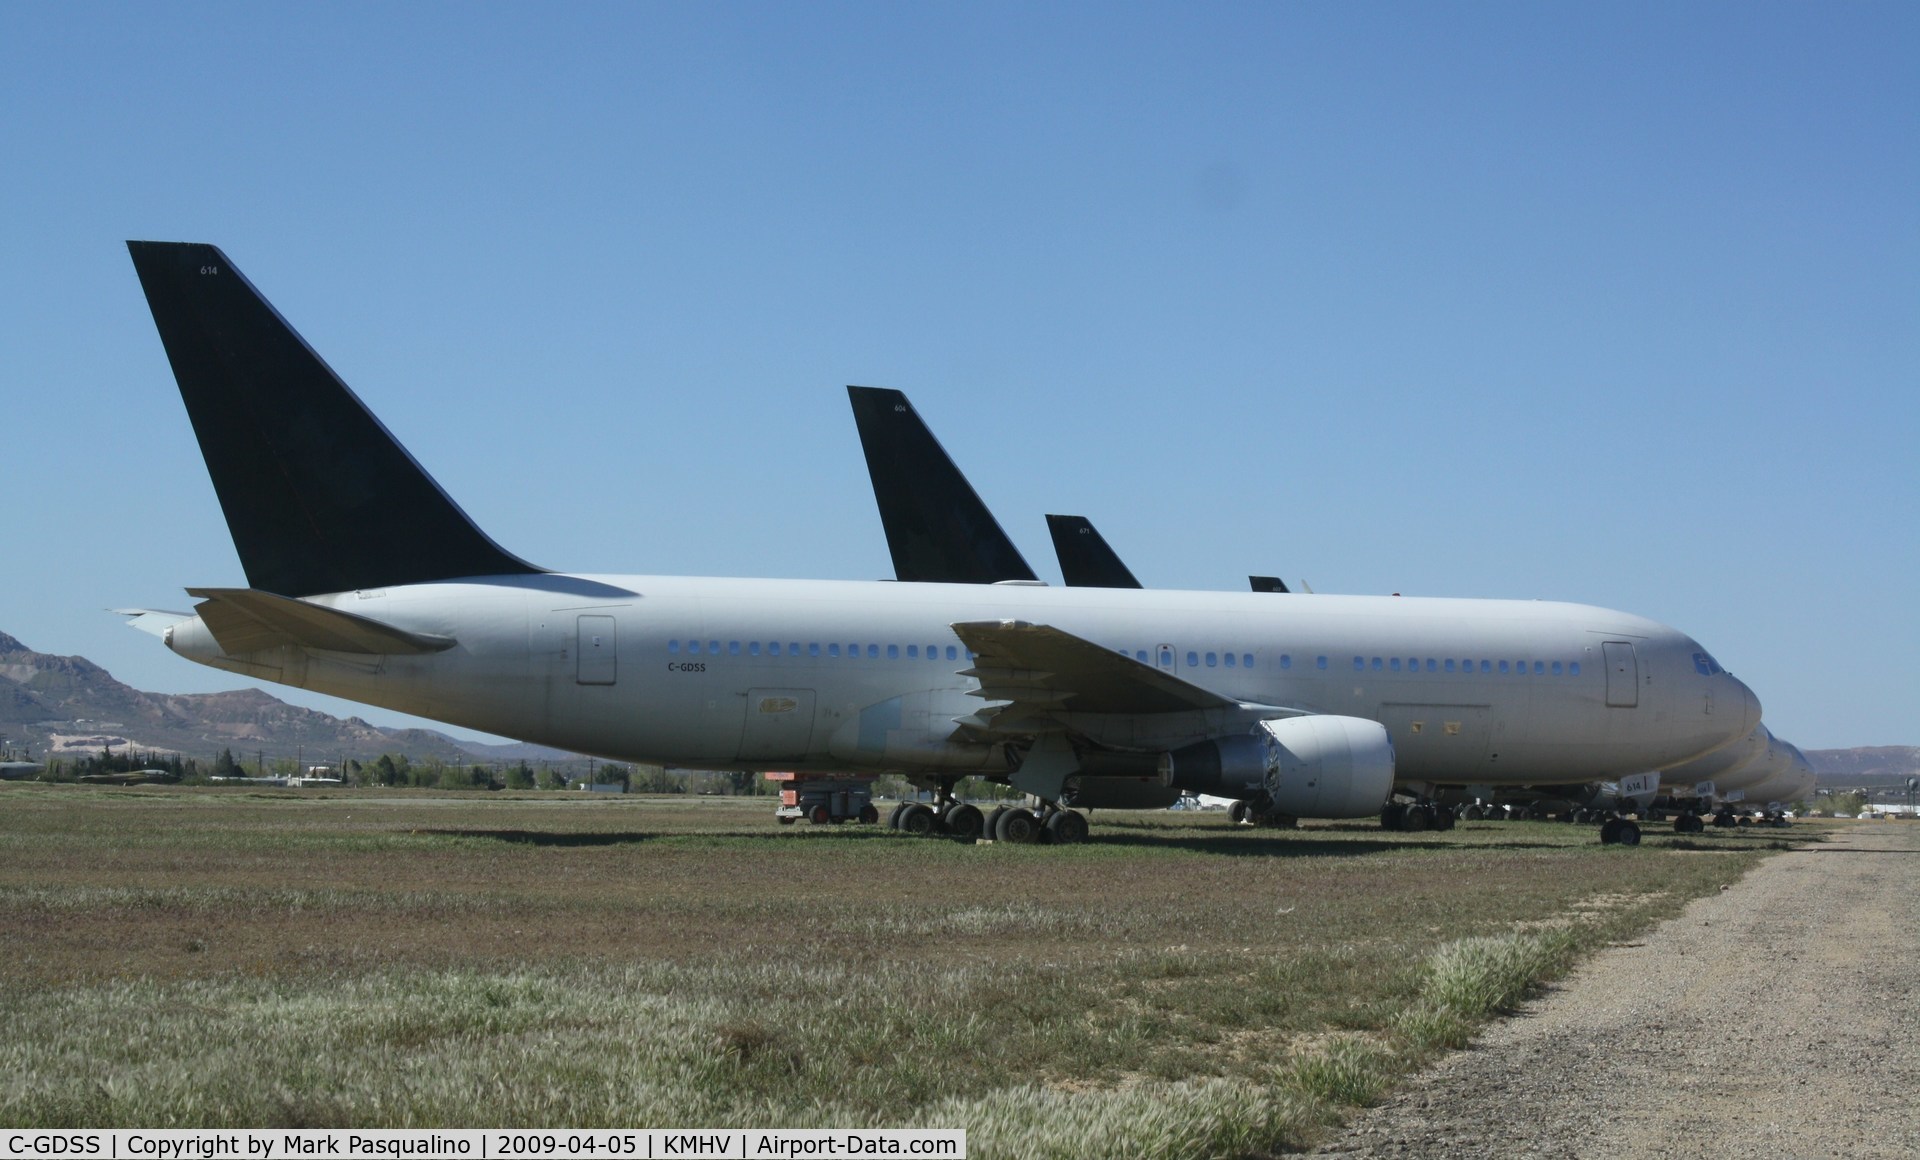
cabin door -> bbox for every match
[1603,641,1638,708]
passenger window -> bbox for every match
[1479,660,1491,673]
[1390,658,1402,672]
[770,642,782,656]
[1279,655,1291,670]
[1533,661,1544,675]
[729,641,741,655]
[868,644,880,658]
[1444,659,1455,672]
[847,643,858,657]
[1499,661,1510,673]
[1371,657,1383,671]
[668,640,680,654]
[708,641,720,655]
[687,641,702,654]
[1243,654,1254,668]
[907,645,919,658]
[809,643,821,657]
[789,643,800,655]
[1136,650,1148,663]
[1569,661,1580,675]
[1426,659,1437,672]
[946,646,958,661]
[887,644,899,659]
[1316,656,1328,670]
[749,642,761,656]
[926,644,938,658]
[1206,652,1217,667]
[1186,651,1199,668]
[828,644,841,658]
[1551,661,1562,675]
[1224,652,1236,668]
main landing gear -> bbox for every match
[981,801,1090,845]
[1381,800,1457,833]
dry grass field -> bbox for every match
[0,784,1817,1155]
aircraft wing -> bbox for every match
[187,588,456,655]
[952,619,1237,717]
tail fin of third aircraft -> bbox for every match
[127,242,543,596]
[846,386,1038,584]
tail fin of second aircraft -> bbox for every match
[1046,515,1143,589]
[127,242,543,596]
[847,386,1038,584]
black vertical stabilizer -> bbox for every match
[1046,515,1144,589]
[127,242,543,596]
[1249,575,1292,593]
[846,386,1037,584]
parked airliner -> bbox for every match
[121,242,1760,844]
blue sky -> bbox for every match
[3,2,1914,750]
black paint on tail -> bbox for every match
[847,386,1037,584]
[127,242,543,596]
[1046,515,1143,589]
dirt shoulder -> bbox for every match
[1311,822,1920,1159]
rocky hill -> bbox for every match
[1807,746,1920,787]
[0,630,572,765]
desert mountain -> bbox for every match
[0,630,571,765]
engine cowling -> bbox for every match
[1162,715,1396,819]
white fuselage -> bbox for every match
[160,574,1760,788]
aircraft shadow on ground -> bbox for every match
[409,828,653,847]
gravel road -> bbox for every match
[1310,822,1920,1159]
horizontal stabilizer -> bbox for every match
[187,588,456,655]
[113,608,194,638]
[1046,515,1143,589]
[952,619,1236,716]
[848,386,1037,584]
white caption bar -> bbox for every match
[0,1131,964,1160]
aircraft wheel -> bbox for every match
[858,803,880,825]
[1435,805,1457,831]
[1381,803,1407,831]
[1737,815,1752,826]
[983,806,1009,840]
[1599,817,1623,844]
[1045,809,1089,845]
[1463,804,1484,821]
[899,803,939,837]
[1229,800,1252,825]
[887,802,910,830]
[1401,805,1430,833]
[1713,812,1736,828]
[944,803,984,842]
[1618,820,1642,846]
[997,807,1042,844]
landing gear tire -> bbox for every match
[857,803,880,825]
[1229,801,1252,825]
[983,806,1010,840]
[996,807,1042,844]
[887,802,910,830]
[899,803,939,837]
[1044,809,1089,845]
[1435,805,1457,831]
[1401,804,1430,833]
[1381,803,1406,831]
[1673,813,1704,834]
[1600,817,1642,845]
[944,803,984,842]
[1463,804,1485,822]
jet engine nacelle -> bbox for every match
[1161,715,1396,819]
